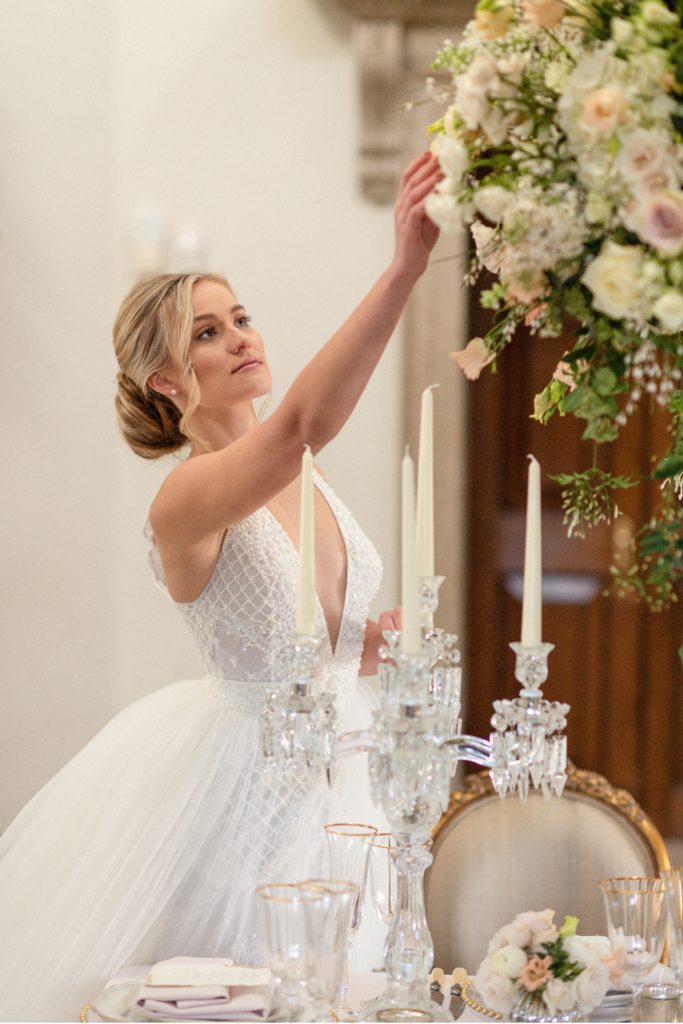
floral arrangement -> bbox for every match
[425,0,683,617]
[474,909,616,1016]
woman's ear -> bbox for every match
[148,372,179,397]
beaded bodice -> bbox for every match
[146,472,382,714]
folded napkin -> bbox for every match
[137,956,272,1021]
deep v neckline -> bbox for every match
[264,474,350,658]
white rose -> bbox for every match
[581,86,628,134]
[611,16,634,43]
[641,0,678,24]
[475,185,512,223]
[653,290,683,331]
[616,129,679,196]
[543,977,576,1016]
[449,337,495,380]
[431,134,469,181]
[490,944,528,978]
[496,909,558,951]
[425,192,463,234]
[474,964,516,1014]
[585,191,612,225]
[564,934,607,968]
[626,191,683,257]
[544,60,570,92]
[571,961,611,1014]
[581,241,645,319]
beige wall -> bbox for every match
[0,0,403,828]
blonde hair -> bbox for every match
[113,272,231,459]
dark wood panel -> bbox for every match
[465,293,683,836]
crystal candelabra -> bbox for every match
[259,578,570,1022]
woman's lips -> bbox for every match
[233,359,260,374]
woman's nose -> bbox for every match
[231,336,248,353]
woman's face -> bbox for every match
[185,278,271,409]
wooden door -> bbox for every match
[464,301,683,838]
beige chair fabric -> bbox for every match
[425,765,670,974]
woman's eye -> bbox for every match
[197,326,217,340]
[235,314,252,329]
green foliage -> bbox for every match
[550,468,637,538]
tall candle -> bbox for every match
[296,445,316,635]
[401,448,422,654]
[521,454,542,646]
[416,384,437,579]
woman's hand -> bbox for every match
[391,152,442,281]
[378,606,402,632]
[359,607,403,675]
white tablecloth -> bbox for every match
[85,966,490,1022]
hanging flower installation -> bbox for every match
[426,0,683,618]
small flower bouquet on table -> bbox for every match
[473,910,614,1020]
[426,0,683,615]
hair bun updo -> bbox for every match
[114,371,185,459]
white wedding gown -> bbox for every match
[0,472,387,1022]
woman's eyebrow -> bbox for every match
[193,305,245,323]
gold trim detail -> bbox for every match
[80,1005,92,1023]
[432,762,670,874]
[461,981,502,1020]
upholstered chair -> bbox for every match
[425,763,670,973]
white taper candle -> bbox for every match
[401,448,422,654]
[416,384,437,579]
[296,445,316,635]
[521,454,542,646]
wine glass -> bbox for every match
[600,877,668,1001]
[256,882,321,1022]
[661,868,683,986]
[324,822,378,1019]
[299,879,357,1017]
[369,833,398,925]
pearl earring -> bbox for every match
[170,389,178,396]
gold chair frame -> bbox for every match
[432,762,670,874]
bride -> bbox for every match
[0,151,441,1022]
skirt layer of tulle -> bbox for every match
[0,677,386,1022]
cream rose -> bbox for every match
[581,241,644,320]
[626,191,683,257]
[571,960,610,1014]
[475,1,516,39]
[425,192,463,234]
[521,0,565,28]
[475,185,512,223]
[431,134,469,181]
[564,934,610,968]
[581,86,628,134]
[653,291,683,331]
[492,909,558,952]
[474,965,516,1014]
[616,129,679,196]
[543,978,576,1016]
[490,944,528,978]
[449,337,495,380]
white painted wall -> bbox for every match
[0,0,402,828]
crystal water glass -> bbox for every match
[256,882,320,1022]
[661,868,683,986]
[324,822,378,1019]
[299,879,357,1016]
[600,876,668,997]
[369,833,398,925]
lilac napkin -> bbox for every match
[136,957,271,1021]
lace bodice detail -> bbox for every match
[146,473,382,714]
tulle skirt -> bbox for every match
[0,677,386,1022]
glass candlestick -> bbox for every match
[418,575,444,634]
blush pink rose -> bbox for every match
[581,86,628,133]
[449,337,495,380]
[627,191,683,257]
[521,0,566,27]
[519,955,554,992]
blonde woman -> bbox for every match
[0,152,441,1022]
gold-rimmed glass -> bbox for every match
[324,822,378,1020]
[600,876,668,999]
[661,868,683,986]
[299,879,357,1017]
[256,882,320,1022]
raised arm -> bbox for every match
[151,152,441,553]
